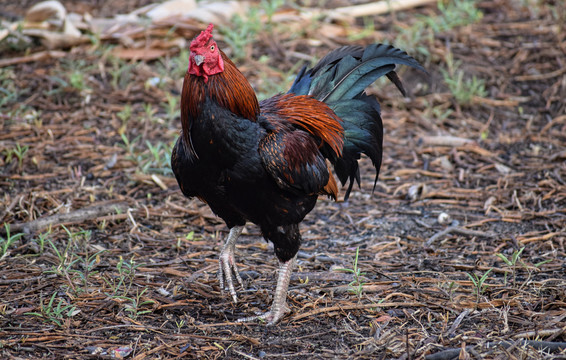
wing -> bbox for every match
[259,128,332,197]
[258,94,344,199]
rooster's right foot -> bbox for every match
[217,226,244,302]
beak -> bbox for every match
[193,54,204,66]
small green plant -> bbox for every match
[117,104,133,133]
[120,133,173,175]
[175,318,185,333]
[43,75,69,98]
[13,143,29,169]
[145,140,173,175]
[115,288,155,320]
[163,93,179,122]
[466,268,492,302]
[219,9,262,61]
[26,292,79,327]
[496,247,525,286]
[336,247,366,299]
[261,0,285,23]
[72,249,105,292]
[394,21,432,61]
[441,51,487,105]
[0,68,31,112]
[429,0,483,32]
[104,256,143,296]
[62,225,91,244]
[146,141,164,164]
[33,232,50,254]
[438,280,459,302]
[0,223,25,259]
[255,57,303,100]
[60,58,94,93]
[68,70,86,91]
[43,226,101,294]
[176,231,193,250]
[423,102,454,123]
[219,0,284,61]
[393,0,483,62]
[97,219,107,231]
[120,133,141,156]
[496,247,551,288]
[109,56,136,90]
[348,16,376,41]
[185,231,195,241]
[155,48,190,82]
[143,102,157,124]
[3,143,29,171]
[46,237,76,273]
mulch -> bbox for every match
[1,0,565,359]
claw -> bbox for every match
[237,255,296,326]
[217,226,244,302]
[237,303,291,326]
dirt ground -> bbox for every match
[1,0,565,359]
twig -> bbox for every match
[2,201,129,234]
[472,96,523,107]
[329,0,437,20]
[0,50,67,67]
[274,0,437,22]
[425,226,497,247]
[426,340,566,360]
[419,135,475,147]
[131,340,189,360]
[518,231,562,244]
[512,327,566,340]
[330,0,438,19]
[232,350,260,360]
[291,301,423,321]
[515,66,566,81]
[319,284,390,294]
[445,309,471,338]
[0,274,57,285]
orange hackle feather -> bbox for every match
[181,50,260,154]
[262,93,344,158]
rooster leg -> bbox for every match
[238,254,296,326]
[218,226,244,303]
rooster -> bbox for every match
[171,24,424,325]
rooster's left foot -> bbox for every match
[236,255,296,326]
[237,303,291,326]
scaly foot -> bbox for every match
[217,226,244,302]
[237,303,291,326]
[237,255,296,325]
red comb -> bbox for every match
[190,23,214,50]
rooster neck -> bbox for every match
[181,51,260,151]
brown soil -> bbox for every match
[1,0,565,359]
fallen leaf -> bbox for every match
[375,314,392,322]
[145,0,197,21]
[111,47,168,60]
[25,0,66,23]
[183,1,247,25]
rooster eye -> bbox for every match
[210,45,215,51]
